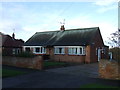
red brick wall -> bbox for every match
[2,56,43,70]
[53,54,85,63]
[85,45,90,63]
[99,59,120,80]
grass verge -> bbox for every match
[44,61,66,67]
[2,68,27,78]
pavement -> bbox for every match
[2,63,120,88]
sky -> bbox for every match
[0,0,119,46]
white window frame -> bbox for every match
[68,46,86,55]
[33,47,46,54]
[54,46,65,54]
[23,46,46,54]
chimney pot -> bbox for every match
[60,25,65,31]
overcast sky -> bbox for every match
[0,0,118,46]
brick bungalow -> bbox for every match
[23,26,109,63]
[1,32,24,56]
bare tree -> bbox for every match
[108,29,120,48]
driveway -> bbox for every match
[2,70,97,88]
[46,63,99,78]
[2,63,119,88]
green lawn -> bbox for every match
[43,61,66,67]
[80,83,119,88]
[1,61,66,77]
[1,68,27,78]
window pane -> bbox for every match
[68,46,85,55]
[75,48,77,54]
[42,47,44,53]
[59,48,62,54]
[25,47,30,52]
[70,48,72,54]
[12,49,15,54]
[17,48,20,54]
[72,48,74,54]
[55,48,56,53]
[77,47,80,55]
[57,48,58,53]
[55,48,58,54]
[62,48,64,53]
[83,47,85,54]
[80,48,82,54]
[35,48,40,52]
[44,47,46,53]
[56,48,58,53]
[40,47,42,53]
[54,47,64,54]
[68,48,70,54]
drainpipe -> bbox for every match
[98,49,101,61]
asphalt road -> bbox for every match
[2,64,119,88]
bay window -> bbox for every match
[54,47,65,54]
[34,47,46,54]
[24,46,46,54]
[68,46,85,55]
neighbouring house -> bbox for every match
[1,32,24,56]
[23,26,109,63]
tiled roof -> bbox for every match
[1,33,24,47]
[24,27,100,46]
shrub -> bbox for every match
[16,51,36,58]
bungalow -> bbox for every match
[23,26,109,63]
[1,32,24,56]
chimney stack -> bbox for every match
[12,33,15,39]
[60,25,65,31]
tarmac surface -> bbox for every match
[45,63,99,78]
[2,63,120,88]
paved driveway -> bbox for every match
[46,63,99,78]
[2,63,119,88]
[2,70,97,88]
